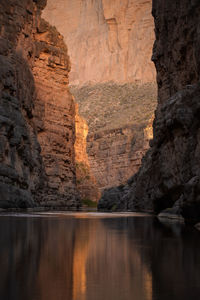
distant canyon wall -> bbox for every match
[87,120,153,191]
[72,82,157,199]
[0,0,80,208]
[43,0,155,85]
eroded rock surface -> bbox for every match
[43,0,155,85]
[75,104,100,202]
[0,0,80,208]
[98,0,200,222]
[88,119,153,192]
[72,83,156,194]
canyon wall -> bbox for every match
[87,120,153,191]
[99,0,200,222]
[75,104,100,201]
[43,0,157,198]
[0,0,80,208]
[72,82,157,195]
[43,0,155,85]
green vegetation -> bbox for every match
[82,199,97,208]
[70,82,157,133]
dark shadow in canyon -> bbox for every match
[0,47,45,208]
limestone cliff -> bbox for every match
[43,0,155,85]
[75,104,100,202]
[0,0,80,208]
[72,83,156,193]
[98,0,200,222]
[87,120,153,191]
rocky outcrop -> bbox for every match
[43,0,155,85]
[33,18,80,207]
[75,104,100,202]
[98,0,200,222]
[0,0,80,208]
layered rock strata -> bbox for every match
[72,83,156,194]
[0,0,80,208]
[43,0,155,85]
[98,0,200,222]
[87,119,153,191]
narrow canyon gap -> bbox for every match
[2,0,199,221]
[43,0,157,202]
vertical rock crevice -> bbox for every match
[75,104,100,202]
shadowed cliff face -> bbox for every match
[0,0,80,208]
[87,121,153,191]
[98,0,200,222]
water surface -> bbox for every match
[0,212,200,300]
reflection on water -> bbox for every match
[0,213,200,300]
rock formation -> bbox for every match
[87,119,153,192]
[43,0,155,85]
[43,1,157,197]
[72,82,156,193]
[98,0,200,223]
[0,0,80,208]
[75,104,100,202]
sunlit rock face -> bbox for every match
[0,0,80,208]
[33,19,80,207]
[43,0,155,85]
[71,82,156,194]
[99,0,200,222]
[75,104,100,201]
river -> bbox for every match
[0,212,199,300]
